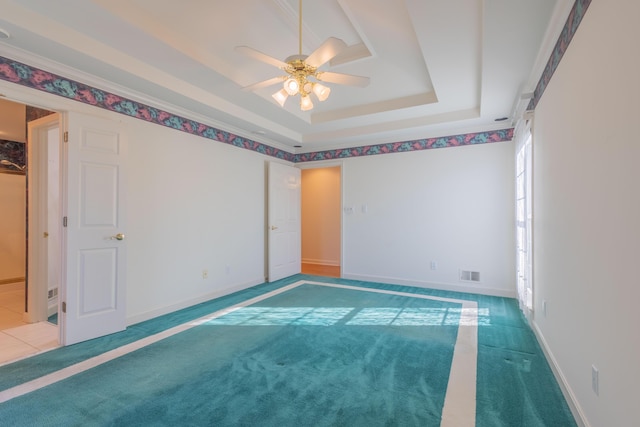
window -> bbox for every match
[516,126,533,312]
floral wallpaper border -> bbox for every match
[0,1,589,162]
[0,56,295,162]
[0,55,515,163]
[528,0,592,110]
[294,128,514,163]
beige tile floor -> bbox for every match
[0,282,59,366]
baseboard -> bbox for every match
[301,259,340,267]
[341,272,517,298]
[530,320,590,427]
[47,302,58,317]
[125,278,263,326]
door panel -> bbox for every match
[62,112,126,345]
[26,114,60,323]
[268,162,301,281]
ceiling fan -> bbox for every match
[235,0,370,111]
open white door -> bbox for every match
[268,162,301,281]
[27,114,60,324]
[61,112,127,345]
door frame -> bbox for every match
[515,116,534,318]
[26,113,61,325]
[0,78,128,346]
[0,80,68,334]
[297,160,344,278]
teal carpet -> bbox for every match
[47,313,58,325]
[0,275,576,426]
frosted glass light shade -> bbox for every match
[300,95,313,111]
[313,83,331,101]
[284,78,299,96]
[272,88,289,107]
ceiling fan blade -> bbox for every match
[235,46,288,69]
[305,37,348,68]
[316,71,370,87]
[241,76,286,92]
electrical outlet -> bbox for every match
[225,265,230,275]
[202,269,208,279]
[430,261,438,270]
[592,365,599,395]
[543,300,547,317]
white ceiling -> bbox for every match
[0,0,571,153]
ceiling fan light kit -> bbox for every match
[278,56,332,110]
[237,0,369,112]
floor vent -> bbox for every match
[459,270,481,282]
[48,287,58,300]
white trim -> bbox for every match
[342,272,516,298]
[306,280,477,427]
[0,279,478,427]
[530,320,589,427]
[515,119,533,315]
[298,161,344,279]
[125,278,263,326]
[295,159,344,169]
[0,281,301,404]
[26,114,61,324]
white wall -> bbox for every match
[124,117,271,322]
[0,172,26,281]
[342,141,516,297]
[531,1,640,425]
[0,76,275,324]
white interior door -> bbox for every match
[61,112,127,345]
[268,162,301,281]
[27,114,59,323]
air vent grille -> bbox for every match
[459,270,481,282]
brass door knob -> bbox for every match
[111,233,125,241]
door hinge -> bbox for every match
[63,216,68,227]
[62,301,67,313]
[63,131,68,142]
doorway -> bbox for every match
[0,101,60,364]
[300,165,341,278]
[0,162,26,331]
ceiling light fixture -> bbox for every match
[237,0,369,112]
[270,0,332,111]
